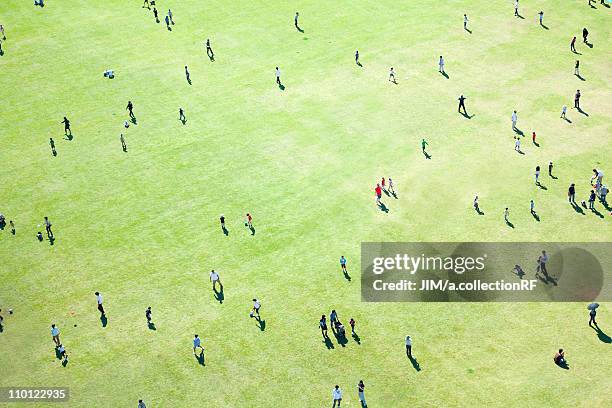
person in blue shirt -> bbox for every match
[340,256,347,273]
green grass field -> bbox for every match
[1,0,611,406]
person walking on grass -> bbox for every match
[179,107,185,122]
[574,90,581,109]
[463,14,468,31]
[332,385,343,408]
[575,60,580,76]
[44,216,53,238]
[153,7,159,23]
[340,256,347,274]
[548,162,554,177]
[145,306,152,325]
[9,220,15,235]
[458,94,467,115]
[168,9,174,24]
[538,11,544,26]
[589,307,597,327]
[514,0,519,17]
[51,324,61,346]
[275,67,281,85]
[375,184,382,205]
[126,101,135,120]
[588,190,596,210]
[560,105,567,119]
[530,200,536,216]
[438,56,445,74]
[294,12,299,30]
[330,309,338,325]
[57,343,68,364]
[185,65,190,83]
[250,299,261,318]
[165,14,171,30]
[473,195,480,212]
[535,166,541,185]
[0,24,6,40]
[355,50,360,65]
[511,110,518,130]
[245,213,253,229]
[421,138,428,153]
[514,137,521,153]
[61,117,71,136]
[388,177,395,194]
[568,183,576,204]
[388,67,396,83]
[582,27,589,44]
[219,214,225,231]
[210,269,222,292]
[349,318,356,335]
[138,399,147,408]
[49,138,56,155]
[120,134,127,152]
[193,334,204,354]
[504,207,510,223]
[358,380,367,407]
[405,335,413,358]
[206,39,214,58]
[95,292,105,316]
[570,36,577,53]
[320,315,328,338]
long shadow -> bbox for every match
[279,84,285,91]
[222,226,229,236]
[52,149,57,156]
[593,326,611,343]
[563,117,573,123]
[64,134,73,141]
[256,318,266,331]
[516,14,525,19]
[536,272,558,286]
[356,61,362,67]
[577,107,589,116]
[541,24,549,30]
[332,329,348,347]
[296,26,304,33]
[585,42,593,49]
[600,200,611,211]
[343,270,351,282]
[180,118,187,125]
[575,74,586,81]
[323,336,335,349]
[383,189,391,197]
[605,2,611,8]
[48,235,55,245]
[476,207,485,216]
[465,28,472,34]
[533,141,540,148]
[249,226,256,235]
[148,322,156,331]
[378,202,389,213]
[391,191,398,199]
[460,111,474,119]
[517,150,525,155]
[550,174,558,180]
[187,78,192,85]
[195,351,205,366]
[555,361,570,370]
[441,71,449,79]
[538,183,548,191]
[532,212,541,222]
[591,207,604,219]
[214,288,224,304]
[506,220,515,229]
[512,265,526,279]
[572,50,582,55]
[571,203,585,215]
[352,332,361,345]
[409,356,422,371]
[100,314,108,327]
[130,117,138,125]
[513,127,524,136]
[423,151,432,159]
[55,348,63,360]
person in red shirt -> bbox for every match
[245,213,253,229]
[375,184,382,205]
[554,349,568,368]
[349,318,356,335]
[532,131,536,144]
[381,177,386,191]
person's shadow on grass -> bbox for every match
[249,226,256,235]
[423,151,432,159]
[378,202,389,213]
[323,336,335,349]
[460,111,474,119]
[531,211,540,222]
[256,318,266,331]
[575,73,586,81]
[475,207,485,215]
[279,83,285,91]
[214,288,224,304]
[343,269,351,282]
[148,322,157,331]
[352,332,361,345]
[441,71,449,79]
[408,355,421,371]
[506,220,515,229]
[195,350,205,366]
[513,127,524,136]
[541,24,549,30]
[100,314,108,327]
[571,202,585,215]
[577,107,589,116]
[222,226,229,236]
[592,325,611,343]
[591,207,604,219]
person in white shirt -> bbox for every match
[95,292,105,316]
[504,208,510,223]
[332,385,342,407]
[514,137,521,153]
[209,269,222,292]
[463,14,468,31]
[388,177,395,195]
[511,110,518,129]
[539,250,549,275]
[250,299,261,318]
[275,67,281,85]
[405,335,413,358]
[473,195,480,212]
[560,105,567,119]
[530,199,536,215]
[438,56,445,74]
[514,0,519,17]
[388,67,396,83]
[138,399,147,408]
[51,324,61,346]
[535,166,541,185]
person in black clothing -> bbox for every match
[588,190,596,210]
[9,220,15,235]
[179,107,185,122]
[548,161,553,177]
[589,308,597,327]
[568,184,576,204]
[320,315,328,338]
[458,95,467,115]
[126,101,135,120]
[153,7,159,23]
[582,27,588,43]
[574,90,581,109]
[49,138,56,156]
[185,66,190,83]
[44,216,53,238]
[61,117,71,136]
[37,231,44,241]
[219,214,225,230]
[206,39,214,59]
[145,307,152,324]
[574,60,580,76]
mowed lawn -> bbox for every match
[0,0,611,406]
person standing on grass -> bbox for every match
[568,184,576,204]
[179,107,185,122]
[145,306,152,325]
[355,50,359,65]
[388,67,396,82]
[504,207,510,223]
[381,177,386,191]
[514,137,521,153]
[349,318,356,335]
[332,385,343,408]
[532,131,537,145]
[49,138,56,155]
[51,324,61,346]
[153,7,159,23]
[574,90,581,109]
[206,39,214,58]
[570,36,577,53]
[120,134,127,152]
[143,0,150,9]
[95,292,105,316]
[193,334,204,353]
[589,307,597,327]
[463,14,468,30]
[330,309,338,325]
[575,60,580,76]
[375,183,382,205]
[0,309,4,332]
[514,0,519,17]
[219,214,225,230]
[0,24,6,40]
[294,12,299,29]
[588,190,596,210]
[185,65,190,83]
[320,315,328,338]
[560,105,567,119]
[539,250,549,276]
[126,101,135,120]
[538,11,544,26]
[340,256,347,273]
[210,270,222,292]
[547,161,553,177]
[168,9,174,24]
[405,335,413,358]
[511,110,518,130]
[138,399,147,408]
[9,220,15,235]
[358,380,366,407]
[438,56,445,74]
[165,14,170,30]
[250,299,261,318]
[421,138,428,153]
[388,177,395,194]
[582,27,589,43]
[61,117,71,136]
[530,200,536,216]
[600,185,608,204]
[473,195,480,212]
[458,94,467,115]
[57,344,68,364]
[44,216,53,238]
[535,166,541,185]
[245,213,253,229]
[275,67,281,85]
